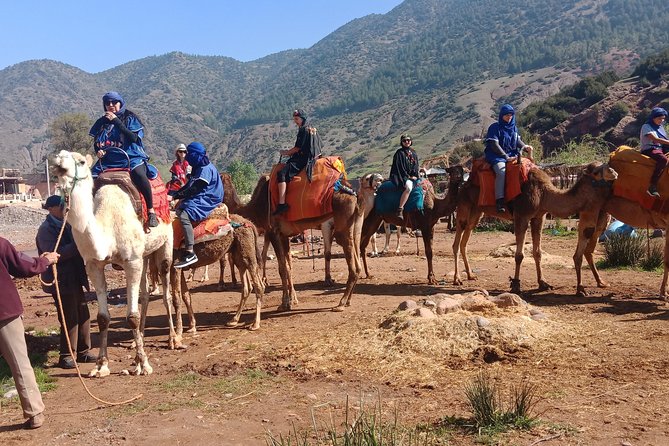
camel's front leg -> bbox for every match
[86,262,112,378]
[423,223,437,285]
[575,212,608,296]
[125,260,152,376]
[360,213,383,279]
[511,218,530,294]
[321,219,335,286]
[334,227,360,311]
[660,232,669,300]
[170,266,184,337]
[530,215,551,291]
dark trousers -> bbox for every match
[643,148,668,187]
[177,209,194,251]
[131,162,153,209]
[277,156,308,183]
[52,284,91,358]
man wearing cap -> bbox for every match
[389,134,420,218]
[274,108,323,215]
[36,195,93,369]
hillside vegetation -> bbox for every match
[1,0,669,177]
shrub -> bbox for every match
[640,239,664,271]
[602,233,645,267]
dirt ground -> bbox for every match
[2,219,669,446]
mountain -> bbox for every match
[1,0,669,177]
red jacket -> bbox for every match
[0,237,50,322]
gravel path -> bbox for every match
[0,204,47,250]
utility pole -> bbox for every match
[45,158,51,196]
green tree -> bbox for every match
[226,160,257,195]
[49,113,92,155]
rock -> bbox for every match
[35,310,49,318]
[3,388,18,399]
[489,292,526,308]
[436,297,461,315]
[424,300,436,308]
[306,393,318,400]
[460,294,496,312]
[476,316,491,327]
[398,300,418,311]
[414,308,436,318]
[531,312,548,321]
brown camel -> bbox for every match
[223,173,363,311]
[222,172,381,287]
[360,165,465,284]
[452,161,618,294]
[171,213,266,332]
[576,197,669,298]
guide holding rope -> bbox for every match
[0,236,59,429]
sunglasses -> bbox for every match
[402,139,412,143]
[104,100,120,106]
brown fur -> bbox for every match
[578,195,669,298]
[360,166,465,284]
[171,214,265,331]
[452,161,618,294]
[224,174,363,310]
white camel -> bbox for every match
[51,150,175,377]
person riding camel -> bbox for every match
[484,104,534,213]
[167,143,191,193]
[169,142,224,268]
[89,91,160,227]
[389,134,419,218]
[640,107,669,198]
[273,109,322,215]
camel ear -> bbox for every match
[85,154,93,167]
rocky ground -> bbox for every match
[1,207,668,445]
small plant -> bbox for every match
[544,218,573,237]
[475,217,513,232]
[602,233,645,267]
[460,371,538,437]
[640,239,664,271]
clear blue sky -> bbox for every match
[2,1,404,73]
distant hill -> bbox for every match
[1,0,669,177]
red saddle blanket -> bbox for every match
[269,156,347,222]
[93,169,171,226]
[172,218,233,249]
[471,157,534,207]
[609,145,669,213]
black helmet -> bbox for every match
[400,134,412,143]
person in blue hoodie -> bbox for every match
[169,142,223,268]
[484,104,534,213]
[639,107,669,198]
[89,91,160,227]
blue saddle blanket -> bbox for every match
[374,179,426,214]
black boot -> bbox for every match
[496,198,506,213]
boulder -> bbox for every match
[489,292,526,308]
[414,308,437,319]
[398,300,418,311]
[436,297,461,315]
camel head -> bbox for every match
[50,150,93,190]
[582,162,618,183]
[360,173,384,192]
[446,165,465,185]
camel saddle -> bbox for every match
[269,156,347,222]
[470,157,534,207]
[374,178,433,215]
[172,217,237,249]
[609,145,669,213]
[93,168,171,225]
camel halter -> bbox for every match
[40,163,142,407]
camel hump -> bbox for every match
[94,169,143,216]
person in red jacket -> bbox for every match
[0,237,59,429]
